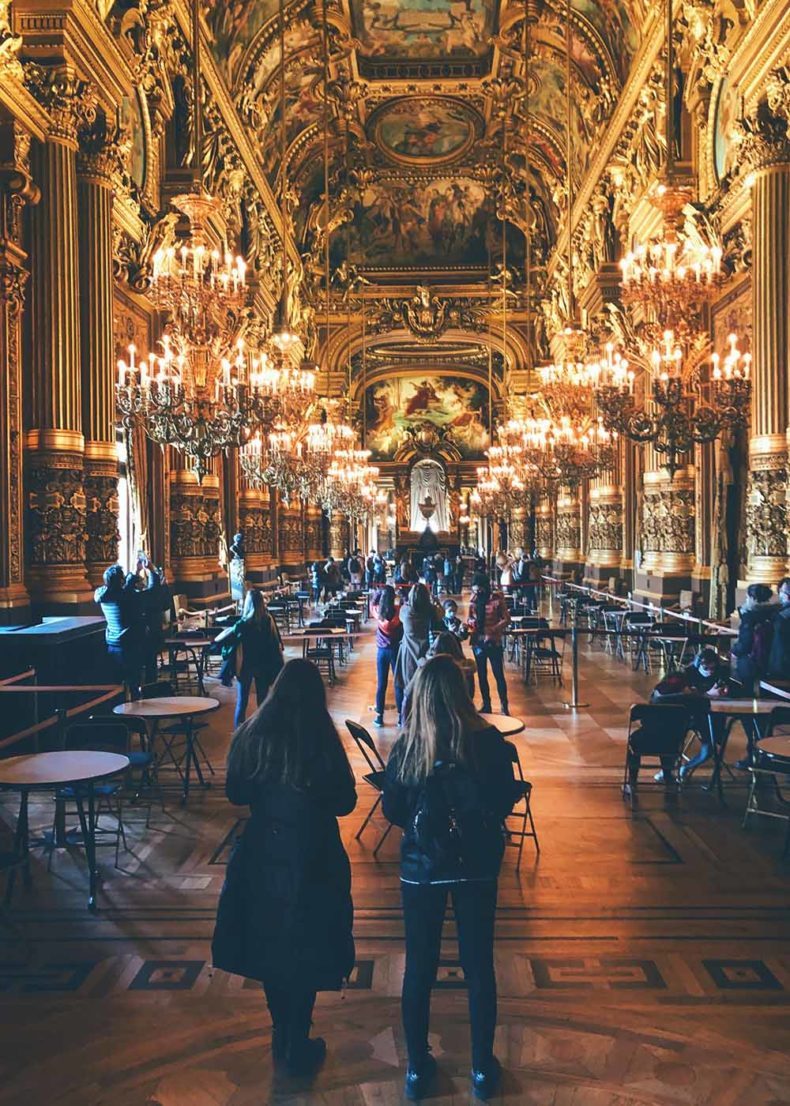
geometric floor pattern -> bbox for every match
[1,618,789,1105]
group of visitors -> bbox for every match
[94,554,171,694]
[310,550,387,603]
[371,572,511,727]
[394,552,465,596]
[213,651,519,1099]
[494,549,543,606]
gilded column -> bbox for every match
[739,94,790,582]
[0,119,38,620]
[78,118,120,585]
[640,467,696,578]
[509,505,527,554]
[536,496,554,561]
[25,66,94,609]
[586,479,623,585]
[169,463,223,602]
[278,499,305,571]
[554,488,582,577]
[329,512,348,561]
[238,483,273,582]
[305,503,323,563]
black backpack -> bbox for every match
[411,761,503,875]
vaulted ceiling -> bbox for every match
[206,0,646,279]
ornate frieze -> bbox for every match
[745,454,788,562]
[84,472,120,568]
[26,453,87,567]
[239,490,273,559]
[170,487,221,561]
[25,64,96,147]
[588,501,624,557]
[641,486,695,556]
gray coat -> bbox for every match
[393,605,431,690]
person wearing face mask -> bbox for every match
[768,577,790,678]
[650,648,731,781]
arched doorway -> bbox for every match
[410,458,449,533]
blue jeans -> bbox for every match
[376,645,403,719]
[473,642,508,711]
[235,673,268,729]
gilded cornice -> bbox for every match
[550,5,663,274]
[0,71,49,140]
[728,0,790,111]
[24,62,95,146]
[13,0,133,109]
[170,0,299,268]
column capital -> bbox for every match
[77,112,124,186]
[24,63,95,148]
[736,69,790,173]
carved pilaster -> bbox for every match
[640,469,696,575]
[305,504,323,563]
[587,485,624,568]
[554,492,582,565]
[278,500,305,570]
[746,437,788,584]
[329,513,348,561]
[536,499,554,561]
[169,470,223,595]
[238,485,274,576]
[0,117,37,618]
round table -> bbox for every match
[480,713,525,736]
[0,750,130,911]
[163,638,216,695]
[707,699,779,798]
[114,697,219,804]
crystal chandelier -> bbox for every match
[618,0,724,348]
[537,357,599,423]
[507,415,616,487]
[594,331,751,478]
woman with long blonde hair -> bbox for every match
[383,655,518,1101]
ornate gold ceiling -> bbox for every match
[205,0,645,277]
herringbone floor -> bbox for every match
[1,615,789,1105]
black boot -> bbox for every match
[286,1036,327,1077]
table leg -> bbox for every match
[196,648,206,695]
[181,717,194,805]
[75,785,98,912]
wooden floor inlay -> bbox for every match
[1,624,789,1104]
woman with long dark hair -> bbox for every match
[383,655,518,1100]
[467,572,510,715]
[221,588,284,729]
[213,659,357,1076]
[372,584,403,727]
[394,583,437,726]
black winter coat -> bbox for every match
[769,605,790,677]
[731,602,776,684]
[212,747,357,988]
[382,726,519,885]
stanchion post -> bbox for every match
[563,612,589,710]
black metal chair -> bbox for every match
[622,702,692,805]
[49,721,130,868]
[346,719,393,857]
[303,629,337,684]
[504,741,539,867]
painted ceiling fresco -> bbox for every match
[370,98,483,166]
[364,376,490,459]
[349,0,497,60]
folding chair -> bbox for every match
[742,725,790,860]
[622,702,692,805]
[504,741,539,867]
[303,630,337,684]
[345,719,393,857]
[529,624,565,686]
[49,721,129,868]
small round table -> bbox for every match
[0,750,130,911]
[113,696,219,805]
[480,713,526,737]
[707,698,779,799]
[163,638,215,695]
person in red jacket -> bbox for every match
[467,572,511,715]
[372,584,403,727]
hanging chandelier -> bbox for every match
[618,0,724,348]
[503,415,616,487]
[594,331,751,478]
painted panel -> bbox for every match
[364,376,490,458]
[350,0,496,60]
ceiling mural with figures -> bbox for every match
[203,0,648,373]
[349,0,498,60]
[364,376,491,460]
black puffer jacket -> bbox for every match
[213,745,357,988]
[382,726,519,885]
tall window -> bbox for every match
[116,432,137,571]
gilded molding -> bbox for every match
[24,63,96,147]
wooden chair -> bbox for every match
[346,720,393,857]
[504,741,539,867]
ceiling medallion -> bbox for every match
[369,96,483,167]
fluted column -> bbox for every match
[169,463,223,601]
[0,119,37,620]
[238,483,274,581]
[741,107,790,582]
[78,124,120,585]
[554,488,582,577]
[278,499,305,571]
[25,67,94,608]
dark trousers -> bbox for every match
[454,573,464,594]
[473,643,508,711]
[263,981,317,1048]
[376,645,402,718]
[402,880,498,1071]
[235,673,268,729]
[627,727,682,779]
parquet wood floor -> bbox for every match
[1,617,789,1105]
